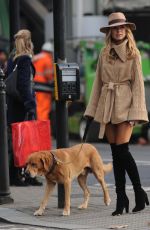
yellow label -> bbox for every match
[54,63,59,100]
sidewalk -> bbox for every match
[0,182,150,230]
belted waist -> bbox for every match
[103,81,129,89]
[99,81,130,138]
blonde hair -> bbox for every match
[103,26,140,61]
[13,29,34,60]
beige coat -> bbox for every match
[84,39,148,138]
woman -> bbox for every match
[84,12,149,215]
[7,29,42,186]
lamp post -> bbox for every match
[0,68,13,204]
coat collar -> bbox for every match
[111,39,128,62]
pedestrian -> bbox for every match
[6,29,42,186]
[33,41,54,120]
[84,12,149,215]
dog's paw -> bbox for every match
[34,209,44,216]
[78,203,87,209]
[105,198,111,206]
[62,209,70,216]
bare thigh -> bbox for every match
[105,122,133,144]
[105,123,116,144]
[115,122,133,144]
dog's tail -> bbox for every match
[103,163,113,174]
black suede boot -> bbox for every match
[26,177,43,186]
[13,168,29,186]
[132,188,149,212]
[110,144,129,216]
[117,143,149,213]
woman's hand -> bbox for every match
[84,115,93,121]
[25,109,36,121]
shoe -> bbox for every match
[26,177,43,186]
[9,166,29,186]
[112,193,129,216]
[11,178,29,187]
[132,189,149,212]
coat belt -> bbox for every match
[99,81,130,139]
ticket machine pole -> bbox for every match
[53,0,69,208]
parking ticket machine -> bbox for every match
[54,63,80,101]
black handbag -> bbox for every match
[5,64,22,101]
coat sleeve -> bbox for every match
[17,56,36,112]
[44,55,54,82]
[128,54,148,123]
[84,53,103,118]
[6,57,14,76]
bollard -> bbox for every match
[0,68,13,204]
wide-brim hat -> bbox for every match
[100,12,136,33]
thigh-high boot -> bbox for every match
[110,144,129,216]
[116,143,149,212]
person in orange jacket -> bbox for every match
[33,42,54,120]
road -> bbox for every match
[69,141,150,190]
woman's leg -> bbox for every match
[8,126,28,186]
[105,123,116,144]
[116,122,149,212]
[105,124,128,215]
[115,122,133,145]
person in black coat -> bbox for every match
[7,29,42,186]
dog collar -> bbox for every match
[47,151,58,175]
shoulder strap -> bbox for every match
[13,64,18,72]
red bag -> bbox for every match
[11,120,52,167]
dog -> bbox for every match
[26,143,112,216]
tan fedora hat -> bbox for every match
[100,12,136,33]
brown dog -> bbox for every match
[26,143,112,216]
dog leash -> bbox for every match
[50,142,85,165]
[47,142,85,176]
[50,117,92,165]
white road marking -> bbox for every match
[103,158,150,166]
[94,183,150,191]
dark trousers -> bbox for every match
[8,126,25,184]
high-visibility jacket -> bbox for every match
[33,51,53,120]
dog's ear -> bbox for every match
[40,157,50,172]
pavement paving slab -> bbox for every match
[0,184,149,230]
[0,141,150,229]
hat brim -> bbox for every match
[100,22,136,33]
